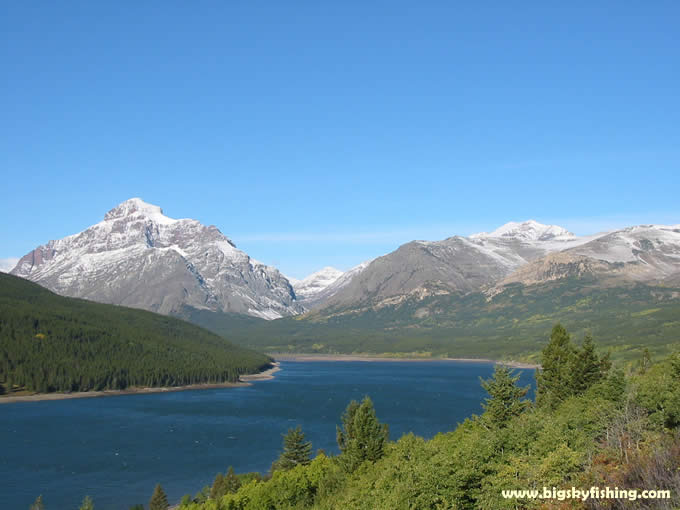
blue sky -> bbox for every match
[2,2,678,278]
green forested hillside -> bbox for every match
[186,279,680,363]
[0,273,272,394]
[173,326,680,510]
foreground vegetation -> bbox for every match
[0,273,272,394]
[169,325,679,509]
[187,279,680,363]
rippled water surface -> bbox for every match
[2,360,534,509]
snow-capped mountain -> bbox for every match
[11,198,303,319]
[489,223,680,293]
[293,267,344,300]
[319,221,588,308]
[471,219,574,242]
[318,220,680,310]
[293,262,372,310]
[483,220,680,292]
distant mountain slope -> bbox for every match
[0,273,271,394]
[173,220,680,361]
[209,278,680,363]
[312,221,680,311]
[11,198,302,319]
[319,221,596,309]
[490,224,680,293]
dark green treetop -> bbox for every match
[480,365,530,428]
[271,425,313,472]
[536,323,576,408]
[336,396,389,472]
[536,324,611,408]
[149,484,168,510]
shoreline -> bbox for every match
[0,362,281,404]
[271,354,538,369]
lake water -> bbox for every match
[2,360,534,510]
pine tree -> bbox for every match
[210,473,226,500]
[639,347,652,374]
[79,496,94,510]
[29,496,44,510]
[480,365,530,428]
[570,334,609,394]
[271,425,312,472]
[224,466,241,493]
[149,484,168,510]
[536,324,576,408]
[336,396,389,472]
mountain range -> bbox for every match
[7,198,680,359]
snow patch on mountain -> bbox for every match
[472,220,575,241]
[293,267,344,299]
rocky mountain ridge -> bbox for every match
[11,198,302,319]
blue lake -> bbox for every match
[2,360,534,510]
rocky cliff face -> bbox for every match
[11,198,303,319]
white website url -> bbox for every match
[501,486,672,502]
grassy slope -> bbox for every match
[0,273,271,394]
[184,278,680,363]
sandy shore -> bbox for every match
[240,362,281,381]
[272,354,538,369]
[0,363,282,404]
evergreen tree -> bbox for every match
[224,466,241,493]
[336,396,389,472]
[271,425,313,472]
[193,486,210,504]
[536,323,576,408]
[79,496,94,510]
[210,473,226,500]
[29,496,44,510]
[149,484,168,510]
[639,347,652,374]
[570,334,609,394]
[480,365,530,428]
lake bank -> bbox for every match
[271,354,538,369]
[0,362,281,404]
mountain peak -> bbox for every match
[13,198,303,319]
[296,266,344,287]
[472,220,574,241]
[104,198,176,224]
[293,267,344,300]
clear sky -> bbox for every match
[2,2,679,278]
